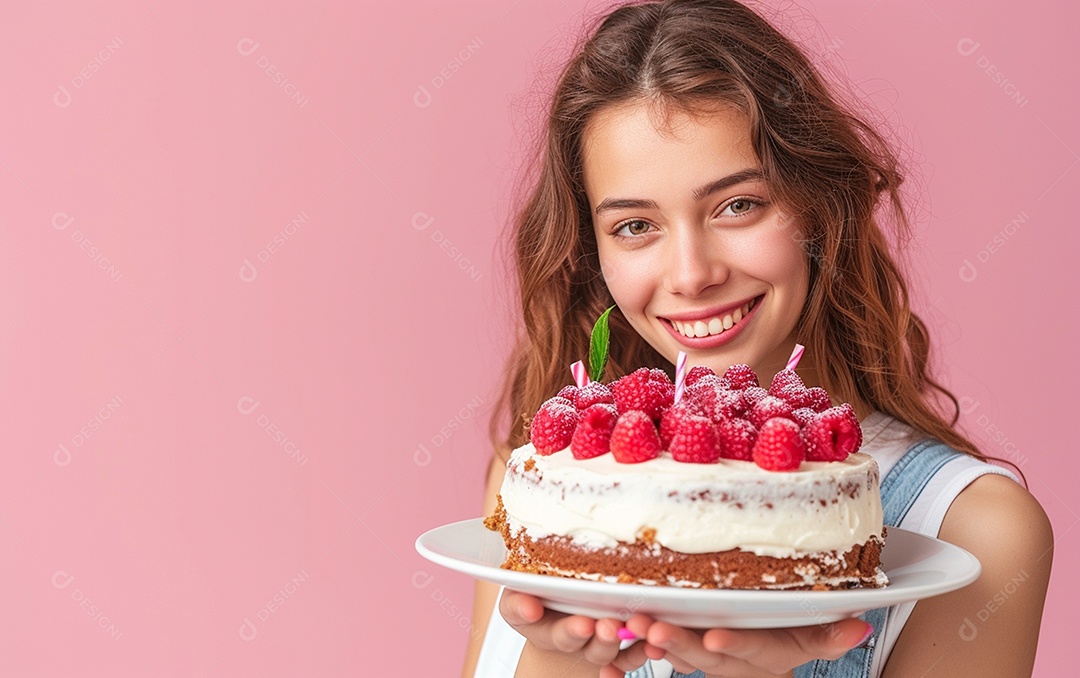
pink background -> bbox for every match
[1,1,1076,675]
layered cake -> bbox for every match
[485,363,887,590]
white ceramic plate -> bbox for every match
[415,518,981,628]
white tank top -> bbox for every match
[473,412,1018,677]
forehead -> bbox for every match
[581,101,758,201]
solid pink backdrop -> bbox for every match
[1,1,1076,675]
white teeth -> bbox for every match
[670,300,755,339]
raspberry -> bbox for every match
[681,379,722,418]
[648,368,673,385]
[716,417,757,460]
[714,389,748,419]
[688,374,725,391]
[574,382,614,410]
[748,395,795,429]
[611,368,674,420]
[774,384,812,410]
[769,369,805,396]
[722,364,760,390]
[557,385,578,402]
[570,404,618,459]
[805,387,831,412]
[742,386,769,408]
[659,403,695,450]
[791,407,817,428]
[669,414,722,463]
[609,410,662,463]
[752,417,806,471]
[529,397,579,455]
[804,404,863,461]
[685,365,716,386]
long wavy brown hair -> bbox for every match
[490,0,991,467]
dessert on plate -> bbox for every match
[485,311,887,590]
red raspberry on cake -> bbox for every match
[804,404,863,461]
[611,368,674,420]
[742,386,769,408]
[716,417,757,460]
[571,403,618,459]
[648,368,674,385]
[752,417,806,471]
[669,414,722,463]
[659,402,695,450]
[681,378,722,418]
[748,395,796,429]
[714,389,748,419]
[557,385,578,402]
[722,364,760,390]
[806,387,831,412]
[573,381,615,410]
[530,397,579,455]
[775,385,811,409]
[610,410,661,463]
[769,369,805,395]
[769,371,813,409]
[791,407,817,428]
[684,365,716,386]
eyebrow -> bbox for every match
[593,168,765,216]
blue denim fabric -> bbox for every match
[627,439,962,678]
[794,439,961,678]
[624,664,702,677]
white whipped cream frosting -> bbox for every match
[500,444,883,558]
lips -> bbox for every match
[659,295,762,348]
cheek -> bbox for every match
[597,245,653,312]
[730,224,810,297]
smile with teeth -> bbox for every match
[668,299,758,339]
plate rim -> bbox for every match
[415,517,982,622]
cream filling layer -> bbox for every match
[500,444,883,558]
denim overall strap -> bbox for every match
[793,439,964,678]
[624,663,690,678]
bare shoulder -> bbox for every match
[944,473,1053,545]
[882,473,1053,678]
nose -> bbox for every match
[664,224,729,296]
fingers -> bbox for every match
[701,618,872,666]
[601,632,655,676]
[580,618,624,666]
[649,620,866,677]
[499,590,596,653]
[497,589,545,626]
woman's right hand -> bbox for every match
[500,588,656,676]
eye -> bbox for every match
[721,198,760,217]
[613,219,655,237]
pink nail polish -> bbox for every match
[617,627,637,641]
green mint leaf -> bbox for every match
[588,306,615,382]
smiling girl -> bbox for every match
[464,1,1052,676]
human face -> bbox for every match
[582,102,809,377]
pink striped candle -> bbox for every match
[785,343,805,371]
[673,351,688,404]
[570,360,589,388]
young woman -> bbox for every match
[464,1,1052,675]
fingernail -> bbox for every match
[617,627,637,641]
[855,624,874,648]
